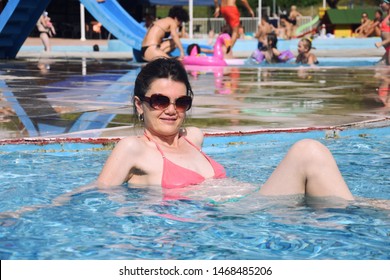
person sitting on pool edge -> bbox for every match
[295,38,318,65]
[141,6,189,62]
[97,57,354,201]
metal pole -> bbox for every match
[189,0,193,39]
[80,4,86,41]
[258,0,262,22]
[273,0,276,17]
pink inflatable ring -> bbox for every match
[183,33,231,66]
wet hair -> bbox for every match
[187,43,201,55]
[267,33,278,49]
[133,58,193,114]
[168,6,189,23]
[300,38,312,51]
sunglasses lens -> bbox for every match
[150,95,170,110]
[146,94,192,111]
[175,96,192,111]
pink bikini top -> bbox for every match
[145,134,226,189]
[380,15,390,33]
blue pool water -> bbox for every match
[0,125,389,260]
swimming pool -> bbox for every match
[0,124,389,260]
[1,58,388,139]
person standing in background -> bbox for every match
[36,11,56,52]
[254,14,274,51]
[375,0,390,65]
[288,5,302,36]
[214,0,254,54]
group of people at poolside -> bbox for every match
[139,1,390,66]
[140,3,316,65]
[355,10,383,38]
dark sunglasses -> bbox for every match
[141,94,192,112]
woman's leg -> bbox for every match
[143,45,170,61]
[159,39,175,54]
[259,139,354,200]
[39,32,51,51]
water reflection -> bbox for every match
[375,67,390,108]
[0,59,136,138]
[0,59,389,139]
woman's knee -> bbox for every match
[289,139,330,163]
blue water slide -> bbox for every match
[0,0,209,60]
[0,0,51,59]
[79,0,146,50]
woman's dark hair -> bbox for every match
[133,58,193,114]
[267,32,278,48]
[168,6,189,23]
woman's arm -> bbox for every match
[376,33,390,48]
[272,47,282,57]
[169,19,185,58]
[307,53,318,65]
[97,137,140,187]
[183,126,205,148]
[214,0,220,17]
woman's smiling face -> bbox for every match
[136,78,189,137]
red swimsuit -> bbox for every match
[380,14,390,33]
[380,14,390,52]
[145,134,226,189]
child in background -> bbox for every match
[262,33,290,63]
[187,25,232,57]
[295,38,318,65]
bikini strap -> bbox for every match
[144,132,166,158]
[183,137,202,153]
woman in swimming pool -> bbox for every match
[97,57,354,201]
[141,6,189,62]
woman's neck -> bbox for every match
[144,129,181,148]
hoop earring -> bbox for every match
[138,113,144,122]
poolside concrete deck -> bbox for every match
[17,37,133,59]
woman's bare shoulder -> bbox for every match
[113,135,146,154]
[181,127,205,146]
